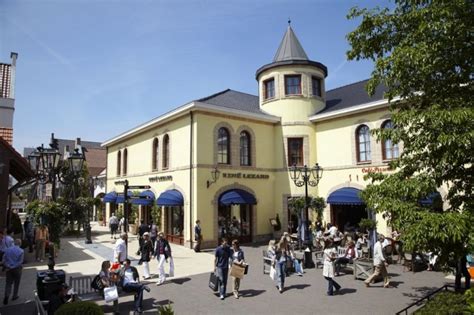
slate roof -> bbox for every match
[197,89,276,117]
[320,79,387,114]
[273,26,309,62]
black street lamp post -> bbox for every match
[289,163,323,268]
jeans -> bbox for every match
[4,267,22,299]
[324,276,341,295]
[123,282,145,310]
[216,267,228,297]
[276,261,286,289]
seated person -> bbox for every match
[335,241,358,276]
[48,283,72,315]
[99,260,112,288]
[120,259,150,313]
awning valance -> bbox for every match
[327,187,364,205]
[116,191,133,204]
[219,189,256,205]
[103,192,117,203]
[131,190,155,206]
[157,189,183,206]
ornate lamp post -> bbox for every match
[289,163,323,266]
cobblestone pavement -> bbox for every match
[0,223,455,314]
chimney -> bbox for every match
[9,52,17,99]
[10,52,18,66]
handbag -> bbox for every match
[269,266,277,281]
[104,285,119,303]
[244,264,249,275]
[91,274,104,290]
[209,272,219,292]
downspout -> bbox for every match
[189,111,194,249]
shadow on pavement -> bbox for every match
[337,288,357,295]
[171,277,191,285]
[285,284,311,291]
[402,285,441,301]
[101,297,159,314]
[239,289,266,297]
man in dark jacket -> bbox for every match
[120,259,150,313]
[214,237,231,300]
[137,220,150,255]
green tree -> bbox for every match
[25,200,65,245]
[347,0,474,271]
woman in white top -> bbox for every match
[322,238,341,296]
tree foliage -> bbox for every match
[347,0,474,265]
[25,200,65,245]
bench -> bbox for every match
[314,250,324,269]
[69,275,135,314]
[262,250,273,274]
[34,290,48,315]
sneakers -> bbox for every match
[234,292,239,299]
[143,285,150,293]
[220,295,225,300]
[297,272,303,277]
[364,281,370,287]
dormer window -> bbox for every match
[264,78,275,100]
[285,75,301,95]
[312,76,322,97]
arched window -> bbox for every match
[382,120,399,160]
[240,131,251,166]
[356,125,371,162]
[217,127,230,164]
[152,138,159,170]
[162,134,169,169]
[122,149,128,175]
[117,151,121,176]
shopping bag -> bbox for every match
[230,264,245,279]
[209,272,219,292]
[294,259,304,274]
[104,285,119,303]
[169,257,175,277]
[269,266,277,281]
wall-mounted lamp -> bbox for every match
[206,166,220,188]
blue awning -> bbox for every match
[327,187,365,205]
[219,189,256,205]
[103,192,117,203]
[131,190,156,206]
[420,192,442,206]
[157,189,183,206]
[116,191,133,204]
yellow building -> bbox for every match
[102,25,400,249]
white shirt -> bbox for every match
[373,241,385,266]
[123,268,136,285]
[114,239,127,262]
[329,226,338,236]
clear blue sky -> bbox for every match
[1,0,388,153]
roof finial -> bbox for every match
[288,18,291,26]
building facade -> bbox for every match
[102,25,400,249]
[0,53,18,145]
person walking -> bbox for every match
[214,237,231,300]
[154,232,171,285]
[272,233,291,293]
[194,220,202,252]
[323,238,341,295]
[109,213,119,239]
[230,239,245,299]
[35,224,49,262]
[23,217,34,253]
[137,220,150,255]
[2,239,24,305]
[149,220,158,249]
[455,254,471,291]
[365,234,390,288]
[113,233,128,264]
[120,259,150,313]
[140,232,153,280]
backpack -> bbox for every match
[91,274,104,290]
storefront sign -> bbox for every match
[361,167,391,173]
[222,172,269,179]
[114,180,128,185]
[149,175,173,182]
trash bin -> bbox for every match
[36,269,66,300]
[304,248,315,269]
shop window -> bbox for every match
[356,125,371,162]
[381,120,399,160]
[162,134,169,169]
[240,131,251,166]
[312,76,322,97]
[288,138,303,166]
[117,151,121,176]
[264,78,275,100]
[152,138,159,170]
[217,127,230,164]
[285,75,301,95]
[122,149,128,175]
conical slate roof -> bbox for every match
[273,26,308,62]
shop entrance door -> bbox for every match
[330,204,368,232]
[166,206,184,245]
[217,204,252,244]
